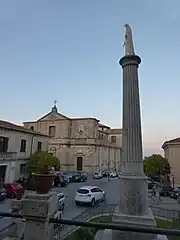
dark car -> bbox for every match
[0,187,6,201]
[160,185,173,196]
[67,173,73,182]
[170,187,180,199]
[54,174,67,187]
[62,172,73,182]
[71,172,87,182]
[102,172,109,178]
[62,175,69,184]
[80,172,87,182]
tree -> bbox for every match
[143,154,170,178]
[29,151,60,173]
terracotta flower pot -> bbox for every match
[32,173,54,194]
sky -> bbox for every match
[0,1,180,156]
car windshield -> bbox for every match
[174,188,180,192]
[77,189,89,194]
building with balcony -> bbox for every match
[23,104,122,173]
[162,137,180,186]
[0,120,49,183]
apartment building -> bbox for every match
[0,120,49,183]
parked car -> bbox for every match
[93,172,102,179]
[75,186,105,206]
[67,172,73,182]
[109,172,117,178]
[57,192,65,211]
[71,172,87,182]
[4,183,20,198]
[102,172,109,178]
[62,175,69,184]
[0,187,6,201]
[170,187,180,199]
[62,172,73,182]
[160,185,173,196]
[80,172,87,181]
[54,174,67,187]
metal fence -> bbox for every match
[151,205,180,220]
[53,204,116,240]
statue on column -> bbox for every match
[123,24,135,56]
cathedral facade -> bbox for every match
[23,104,122,173]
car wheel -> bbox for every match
[75,201,80,205]
[91,198,95,207]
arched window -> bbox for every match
[49,126,56,137]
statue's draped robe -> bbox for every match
[124,24,135,56]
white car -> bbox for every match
[57,192,65,211]
[109,172,117,178]
[75,186,105,206]
[93,172,102,179]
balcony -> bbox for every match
[0,152,17,161]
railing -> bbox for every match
[0,211,180,238]
[0,204,180,239]
[151,205,180,220]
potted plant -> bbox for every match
[29,151,60,194]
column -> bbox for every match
[117,55,148,217]
[120,55,144,176]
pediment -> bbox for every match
[38,111,69,122]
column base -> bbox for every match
[112,206,157,240]
[118,173,149,216]
[95,208,168,240]
[95,230,168,240]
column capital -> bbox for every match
[119,55,141,67]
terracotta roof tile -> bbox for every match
[0,120,48,137]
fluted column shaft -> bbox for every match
[120,55,144,175]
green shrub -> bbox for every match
[156,218,180,240]
[29,151,60,173]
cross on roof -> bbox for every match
[53,100,57,107]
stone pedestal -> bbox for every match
[22,192,57,240]
[8,199,24,239]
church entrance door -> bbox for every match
[77,157,83,171]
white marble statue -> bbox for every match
[123,24,135,56]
